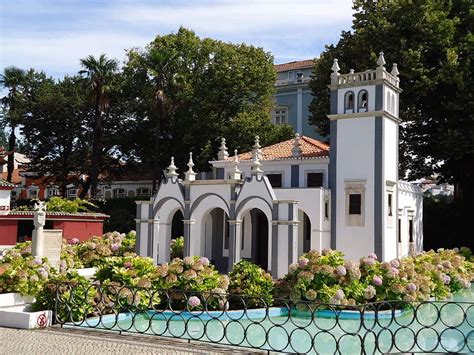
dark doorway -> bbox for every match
[303,213,311,253]
[171,210,184,240]
[250,209,269,270]
[209,208,229,273]
[17,220,53,243]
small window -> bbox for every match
[266,174,282,188]
[29,190,38,199]
[274,109,288,125]
[307,173,323,187]
[113,188,126,198]
[296,72,304,82]
[137,187,150,197]
[345,92,354,110]
[67,189,77,198]
[349,194,362,215]
[324,201,329,219]
[287,71,295,81]
[408,219,413,242]
[398,219,401,242]
[358,91,368,109]
[388,193,393,216]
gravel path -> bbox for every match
[0,326,261,354]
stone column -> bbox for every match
[135,200,152,257]
[183,219,197,256]
[154,219,171,264]
[228,219,242,272]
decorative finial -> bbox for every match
[252,135,262,160]
[217,137,229,160]
[377,51,386,68]
[292,133,302,157]
[166,157,179,179]
[391,63,399,77]
[251,137,263,177]
[349,69,354,74]
[229,149,242,180]
[185,152,196,182]
[331,59,340,74]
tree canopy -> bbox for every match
[0,27,293,195]
[309,1,473,203]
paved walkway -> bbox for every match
[0,326,261,354]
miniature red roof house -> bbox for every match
[0,178,108,247]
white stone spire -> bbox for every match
[391,63,399,77]
[229,149,242,180]
[217,138,229,161]
[251,135,262,160]
[166,157,179,179]
[185,152,197,182]
[251,136,263,177]
[331,59,341,84]
[377,51,386,68]
[331,58,340,74]
[292,133,302,157]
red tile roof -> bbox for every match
[275,59,315,73]
[235,136,329,161]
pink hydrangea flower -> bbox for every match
[69,238,80,245]
[364,285,376,300]
[407,283,417,292]
[368,253,378,260]
[188,296,201,308]
[373,276,383,286]
[390,259,400,268]
[334,289,345,300]
[123,261,132,269]
[199,257,210,266]
[336,265,347,276]
[298,257,309,267]
[443,275,451,285]
[111,243,120,252]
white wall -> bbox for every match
[335,117,375,261]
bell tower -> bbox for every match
[328,52,402,261]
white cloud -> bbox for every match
[1,0,354,76]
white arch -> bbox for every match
[190,194,231,257]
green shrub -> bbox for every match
[229,260,274,308]
[32,271,93,322]
[170,237,184,259]
[74,231,137,267]
[0,249,56,295]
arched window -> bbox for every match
[358,90,368,111]
[344,91,354,112]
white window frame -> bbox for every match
[264,171,285,188]
[304,169,326,188]
[386,181,396,228]
[113,188,126,198]
[67,188,77,198]
[273,107,289,125]
[136,187,150,197]
[345,180,366,227]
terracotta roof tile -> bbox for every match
[275,59,315,73]
[234,136,329,162]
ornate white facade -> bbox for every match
[136,54,423,277]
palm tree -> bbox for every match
[0,66,27,182]
[78,54,118,198]
[144,48,183,194]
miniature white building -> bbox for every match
[136,54,423,277]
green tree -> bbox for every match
[78,54,118,198]
[0,67,28,182]
[21,76,87,196]
[309,1,473,203]
[121,27,293,182]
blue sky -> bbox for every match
[0,0,354,79]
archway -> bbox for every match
[241,208,269,271]
[170,210,184,259]
[298,210,312,255]
[202,207,229,273]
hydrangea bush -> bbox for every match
[279,248,473,306]
[228,260,274,307]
